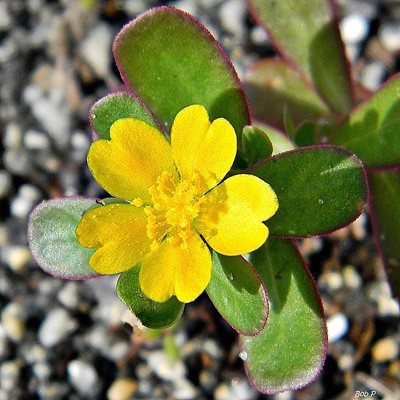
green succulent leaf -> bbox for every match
[369,169,400,299]
[28,197,99,279]
[244,59,330,131]
[241,238,327,394]
[206,252,268,336]
[113,7,249,140]
[331,74,400,168]
[249,146,368,237]
[254,122,296,155]
[247,0,353,115]
[295,121,319,146]
[90,92,160,140]
[242,125,273,165]
[117,266,184,329]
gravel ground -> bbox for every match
[0,0,399,399]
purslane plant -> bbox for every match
[245,0,400,300]
[28,7,368,394]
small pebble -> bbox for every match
[377,296,400,316]
[23,129,50,150]
[372,337,399,362]
[33,362,51,381]
[107,378,137,400]
[169,0,198,16]
[361,61,386,91]
[67,359,100,396]
[320,271,344,291]
[250,26,269,46]
[327,313,349,343]
[340,13,369,44]
[57,282,79,310]
[0,360,20,392]
[36,382,69,399]
[80,24,112,79]
[3,123,22,149]
[1,245,32,273]
[146,350,186,382]
[342,265,362,289]
[379,23,400,52]
[219,0,246,37]
[1,303,25,343]
[38,308,77,348]
[173,378,199,400]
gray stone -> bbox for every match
[219,0,246,37]
[38,308,78,348]
[380,23,400,52]
[327,313,349,343]
[0,2,11,30]
[3,123,22,149]
[0,360,20,392]
[173,378,199,400]
[80,24,112,79]
[57,282,79,310]
[361,61,386,91]
[67,359,100,396]
[146,350,186,382]
[24,129,50,150]
[33,362,51,381]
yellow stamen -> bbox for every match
[132,171,206,249]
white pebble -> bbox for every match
[340,13,369,44]
[146,351,186,382]
[251,26,269,45]
[33,362,51,381]
[379,23,400,52]
[173,378,198,400]
[67,359,100,396]
[327,313,349,343]
[378,297,400,317]
[24,129,50,150]
[0,2,11,30]
[342,265,362,289]
[38,308,77,348]
[57,282,79,310]
[1,246,32,273]
[361,61,386,91]
[4,123,22,149]
[219,0,246,37]
[321,271,344,291]
[123,0,146,16]
[0,361,20,392]
[80,24,112,79]
[1,303,25,343]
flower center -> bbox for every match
[132,172,206,250]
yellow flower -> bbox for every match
[76,105,278,303]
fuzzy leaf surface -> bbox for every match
[241,238,327,394]
[28,197,99,279]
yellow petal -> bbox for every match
[171,105,237,190]
[88,118,177,201]
[76,203,151,274]
[139,233,212,303]
[195,174,278,256]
